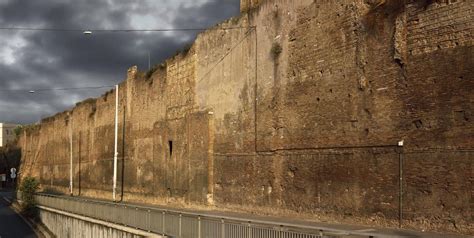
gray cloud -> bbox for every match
[0,0,240,124]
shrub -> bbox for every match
[271,42,283,59]
[13,126,23,137]
[19,177,39,216]
[145,65,159,79]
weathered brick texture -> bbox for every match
[16,0,473,235]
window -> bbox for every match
[168,140,173,157]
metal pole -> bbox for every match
[254,26,258,153]
[221,219,225,238]
[162,211,166,236]
[198,216,201,238]
[120,105,126,202]
[69,115,73,196]
[113,84,119,201]
[398,140,404,228]
[179,214,182,237]
[148,52,151,70]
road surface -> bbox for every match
[0,191,36,238]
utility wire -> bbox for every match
[197,27,254,82]
[1,27,256,93]
[0,85,115,92]
[0,26,253,33]
[0,26,257,93]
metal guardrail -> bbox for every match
[25,192,370,238]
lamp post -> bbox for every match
[148,52,151,70]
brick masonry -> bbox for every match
[16,0,473,235]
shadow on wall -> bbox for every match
[363,0,436,35]
[0,144,22,188]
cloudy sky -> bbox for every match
[0,0,240,124]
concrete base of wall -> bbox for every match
[38,206,163,238]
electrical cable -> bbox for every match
[0,85,115,93]
[0,27,256,94]
[0,26,253,33]
[197,27,254,82]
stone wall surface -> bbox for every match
[241,0,264,13]
[16,0,473,235]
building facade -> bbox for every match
[0,123,19,147]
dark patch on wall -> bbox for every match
[168,140,173,157]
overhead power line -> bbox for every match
[1,28,256,94]
[198,27,254,82]
[0,85,115,93]
[0,26,253,33]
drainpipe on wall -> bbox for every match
[113,84,119,201]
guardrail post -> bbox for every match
[179,214,182,237]
[198,216,201,238]
[124,205,128,226]
[162,211,166,236]
[148,210,151,232]
[221,219,225,238]
[135,207,139,229]
[248,222,252,238]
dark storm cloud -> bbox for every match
[172,0,240,28]
[0,0,240,124]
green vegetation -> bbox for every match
[181,43,192,56]
[145,64,160,79]
[13,125,23,137]
[271,42,282,59]
[172,43,193,59]
[146,62,167,79]
[76,98,96,107]
[19,177,40,216]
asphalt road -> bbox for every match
[0,191,36,238]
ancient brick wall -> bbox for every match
[17,0,473,235]
[241,0,263,13]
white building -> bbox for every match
[0,123,19,147]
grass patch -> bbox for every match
[146,62,167,79]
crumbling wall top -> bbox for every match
[240,0,264,13]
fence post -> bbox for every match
[162,211,166,236]
[198,216,201,238]
[399,149,404,228]
[135,207,139,229]
[248,222,252,238]
[221,219,225,238]
[148,210,151,232]
[179,214,182,237]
